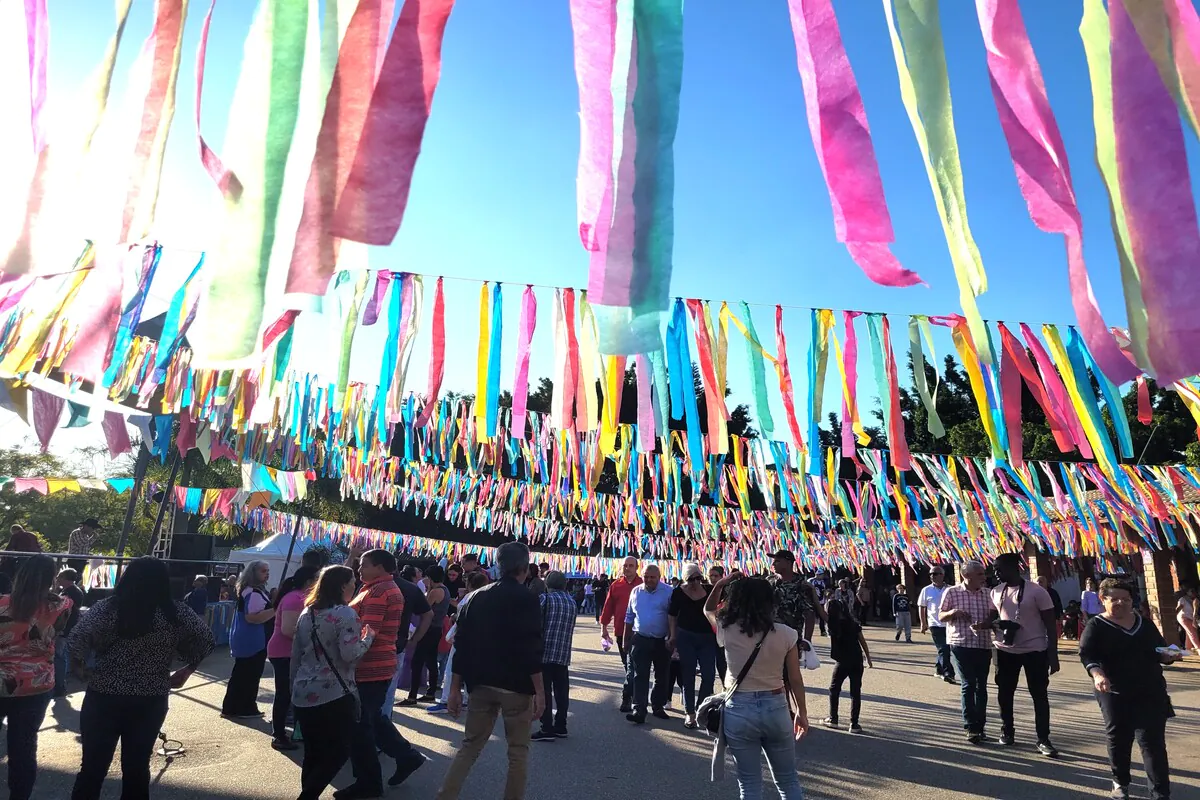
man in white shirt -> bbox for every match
[917,566,954,683]
[985,553,1060,757]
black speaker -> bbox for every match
[170,534,214,561]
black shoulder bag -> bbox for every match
[704,630,769,735]
[309,618,362,721]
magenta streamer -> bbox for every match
[999,339,1023,465]
[786,0,920,287]
[362,271,393,326]
[976,0,1136,384]
[569,0,617,251]
[194,0,239,198]
[59,247,125,383]
[841,310,861,457]
[285,0,390,299]
[102,411,132,458]
[414,277,445,429]
[25,0,48,153]
[511,286,538,439]
[332,0,457,244]
[31,389,63,452]
[1020,323,1092,459]
[1111,0,1200,384]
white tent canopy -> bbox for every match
[227,532,325,590]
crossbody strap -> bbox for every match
[309,618,353,698]
[726,630,770,697]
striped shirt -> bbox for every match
[939,584,994,649]
[350,576,405,683]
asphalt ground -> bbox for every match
[15,619,1200,799]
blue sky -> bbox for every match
[15,0,1160,455]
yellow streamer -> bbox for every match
[474,283,489,436]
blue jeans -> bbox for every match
[930,626,952,677]
[950,646,992,734]
[723,691,805,800]
[675,628,717,714]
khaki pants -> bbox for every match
[435,686,533,800]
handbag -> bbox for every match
[700,631,769,735]
[309,620,361,721]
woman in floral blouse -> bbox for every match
[290,565,375,800]
[0,555,73,800]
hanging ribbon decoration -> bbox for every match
[774,305,806,458]
[908,315,944,438]
[511,285,538,439]
[414,276,445,428]
[883,0,990,357]
[807,309,834,473]
[785,0,921,287]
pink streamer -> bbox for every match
[976,0,1136,384]
[1111,0,1200,384]
[1165,0,1200,129]
[785,0,920,287]
[31,388,63,452]
[998,323,1072,453]
[25,0,48,153]
[636,353,655,451]
[13,478,47,495]
[840,310,861,457]
[59,247,125,383]
[261,310,299,350]
[569,0,617,251]
[414,277,445,428]
[332,0,457,244]
[999,337,1024,466]
[176,405,197,456]
[102,411,132,458]
[119,0,187,242]
[285,0,391,299]
[194,0,240,198]
[1019,323,1092,459]
[1136,375,1153,425]
[511,286,538,439]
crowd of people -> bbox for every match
[0,535,1193,799]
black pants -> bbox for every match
[594,593,606,622]
[71,691,169,800]
[540,662,570,732]
[1098,692,1171,799]
[995,649,1051,742]
[295,694,357,800]
[617,634,632,704]
[407,628,441,700]
[857,602,869,625]
[0,693,51,800]
[829,660,863,725]
[269,656,292,741]
[628,634,671,714]
[351,679,421,791]
[222,649,267,715]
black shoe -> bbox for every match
[999,732,1016,746]
[967,732,984,745]
[894,632,901,641]
[553,725,568,738]
[626,712,646,724]
[531,730,557,742]
[651,707,670,720]
[418,692,438,702]
[619,702,632,714]
[333,786,383,800]
[395,697,419,707]
[388,753,427,786]
[1110,783,1130,800]
[270,737,299,752]
[942,675,958,684]
[1036,739,1059,758]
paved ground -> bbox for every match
[17,619,1200,799]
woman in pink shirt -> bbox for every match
[266,566,319,751]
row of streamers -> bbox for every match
[785,0,921,287]
[883,0,989,357]
[976,0,1136,385]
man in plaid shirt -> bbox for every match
[939,561,995,743]
[532,571,577,741]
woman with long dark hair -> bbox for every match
[0,554,72,799]
[266,565,319,750]
[222,560,275,718]
[704,573,809,799]
[290,565,376,800]
[68,556,214,799]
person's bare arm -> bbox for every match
[784,646,808,740]
[859,631,873,668]
[408,610,433,653]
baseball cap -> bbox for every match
[770,549,795,562]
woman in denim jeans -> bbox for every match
[705,573,810,800]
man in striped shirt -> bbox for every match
[344,550,427,798]
[939,560,995,745]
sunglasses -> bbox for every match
[687,576,703,583]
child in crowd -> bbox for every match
[824,597,872,734]
[892,584,912,642]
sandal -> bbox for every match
[683,717,699,730]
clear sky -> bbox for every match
[7,0,1171,455]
